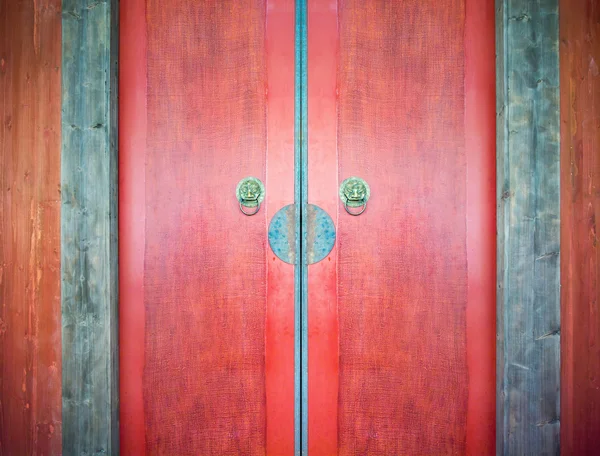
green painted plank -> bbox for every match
[496,0,560,454]
[294,0,308,453]
[61,0,119,454]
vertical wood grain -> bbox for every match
[0,0,62,454]
[560,1,600,454]
[496,0,560,454]
[306,1,339,454]
[265,0,296,454]
[61,0,119,454]
[142,1,268,453]
[336,1,469,454]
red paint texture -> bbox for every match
[332,0,494,453]
[561,1,600,454]
[144,1,267,452]
[307,1,340,454]
[0,0,62,454]
[465,0,496,453]
[265,0,296,454]
[120,0,296,453]
[119,0,147,453]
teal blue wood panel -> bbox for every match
[496,0,560,454]
[61,0,119,454]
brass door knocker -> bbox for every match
[236,177,265,216]
[340,177,370,216]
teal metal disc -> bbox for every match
[268,205,296,264]
[268,204,336,265]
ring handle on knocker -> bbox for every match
[236,177,265,216]
[340,177,370,217]
[239,200,261,216]
[344,200,367,216]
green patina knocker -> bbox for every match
[340,177,370,216]
[236,177,265,216]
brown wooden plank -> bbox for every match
[496,0,561,454]
[61,0,118,453]
[0,0,62,454]
[560,1,600,454]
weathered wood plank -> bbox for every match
[496,0,560,454]
[560,1,600,454]
[61,0,118,454]
[0,0,62,454]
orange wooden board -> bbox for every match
[561,1,600,453]
[0,0,62,453]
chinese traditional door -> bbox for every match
[119,0,495,454]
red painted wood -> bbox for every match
[307,1,339,454]
[561,2,600,454]
[336,2,466,451]
[119,0,147,453]
[0,0,62,454]
[465,0,496,454]
[310,0,496,453]
[119,1,295,453]
[121,1,494,452]
[265,0,296,454]
[144,1,268,450]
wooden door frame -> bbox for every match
[59,0,560,454]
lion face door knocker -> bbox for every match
[236,177,265,216]
[340,176,370,216]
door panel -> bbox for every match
[306,2,339,454]
[337,2,468,453]
[144,1,267,453]
[265,1,296,454]
[307,0,496,454]
[121,0,495,454]
[119,0,296,454]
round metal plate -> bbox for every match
[268,204,336,265]
[268,205,296,264]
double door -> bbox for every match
[119,0,496,454]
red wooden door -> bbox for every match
[119,0,296,454]
[306,0,496,454]
[119,0,496,454]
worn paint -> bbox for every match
[0,0,62,454]
[268,204,336,265]
[496,0,560,454]
[560,1,600,454]
[61,0,119,453]
[269,205,297,264]
[305,205,336,265]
